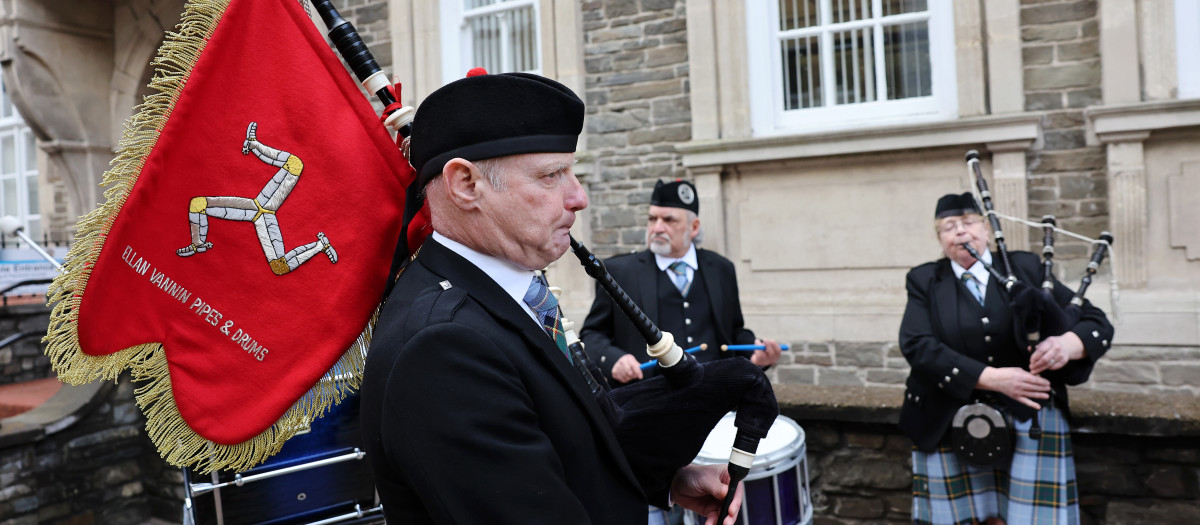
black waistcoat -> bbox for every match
[655,269,721,363]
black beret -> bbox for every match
[650,179,699,214]
[935,192,981,219]
[409,71,585,185]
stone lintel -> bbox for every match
[1087,99,1200,141]
[676,114,1041,168]
[984,139,1033,153]
[774,384,1200,437]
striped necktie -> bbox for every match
[961,272,985,305]
[668,261,691,297]
[522,276,571,361]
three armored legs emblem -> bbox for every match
[176,122,338,275]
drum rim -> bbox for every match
[692,415,807,478]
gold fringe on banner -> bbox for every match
[43,0,379,474]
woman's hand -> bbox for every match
[1029,332,1085,374]
[976,366,1050,410]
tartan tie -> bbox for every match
[962,272,985,305]
[668,261,691,297]
[522,276,571,361]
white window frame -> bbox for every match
[0,78,40,241]
[1177,0,1200,99]
[746,0,957,136]
[440,0,542,85]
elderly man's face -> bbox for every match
[937,213,990,267]
[646,205,698,259]
[478,152,587,270]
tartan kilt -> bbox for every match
[912,404,1079,525]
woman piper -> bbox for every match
[898,192,1114,524]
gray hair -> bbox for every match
[687,210,703,245]
[473,157,508,191]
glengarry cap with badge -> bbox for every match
[650,179,699,214]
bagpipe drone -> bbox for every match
[952,150,1113,466]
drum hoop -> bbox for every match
[692,417,807,480]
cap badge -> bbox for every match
[678,184,695,205]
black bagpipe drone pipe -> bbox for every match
[568,236,778,522]
[961,150,1113,440]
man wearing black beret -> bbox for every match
[359,71,742,525]
[580,179,782,388]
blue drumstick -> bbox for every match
[640,344,706,370]
[720,344,790,351]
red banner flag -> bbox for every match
[44,0,407,472]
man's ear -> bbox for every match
[441,158,482,210]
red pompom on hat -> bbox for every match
[466,67,488,77]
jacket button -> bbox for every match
[687,336,694,343]
[683,301,690,308]
[981,317,990,325]
[985,335,992,343]
[1092,330,1100,338]
[952,367,959,375]
[987,356,994,363]
[685,318,692,325]
[938,382,944,389]
[944,375,951,383]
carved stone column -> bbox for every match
[689,164,725,256]
[1101,131,1151,288]
[986,140,1033,251]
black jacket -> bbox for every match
[580,248,757,383]
[360,239,651,524]
[898,250,1113,451]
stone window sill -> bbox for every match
[674,113,1042,168]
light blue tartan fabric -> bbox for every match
[912,404,1079,525]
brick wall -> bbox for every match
[768,340,1200,396]
[793,417,1200,524]
[581,0,692,257]
[1021,0,1108,276]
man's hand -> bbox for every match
[976,366,1051,410]
[1029,332,1085,375]
[670,464,744,525]
[750,338,782,367]
[611,354,644,384]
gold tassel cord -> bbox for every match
[42,0,380,474]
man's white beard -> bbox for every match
[648,234,671,256]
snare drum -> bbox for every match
[684,413,812,525]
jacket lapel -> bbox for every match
[635,251,659,324]
[696,249,728,342]
[420,241,642,491]
[932,259,965,351]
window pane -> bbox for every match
[26,174,37,214]
[3,179,16,215]
[882,0,927,17]
[464,0,498,9]
[26,218,39,242]
[884,21,931,100]
[779,0,820,31]
[468,14,502,72]
[1,135,14,175]
[781,36,823,109]
[832,0,873,24]
[507,6,538,72]
[834,27,876,104]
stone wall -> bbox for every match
[0,378,157,525]
[0,306,51,387]
[765,340,1200,396]
[580,0,692,257]
[1021,0,1108,275]
[779,385,1200,525]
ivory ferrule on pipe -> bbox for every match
[646,330,683,368]
[728,447,755,469]
[362,71,390,96]
[383,106,415,133]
